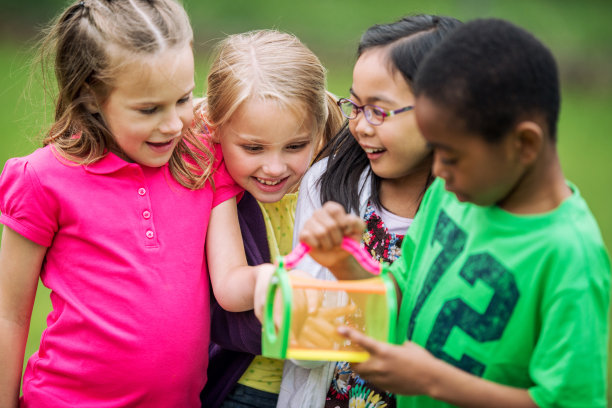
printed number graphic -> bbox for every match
[408,211,519,377]
[407,211,466,340]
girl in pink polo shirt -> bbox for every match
[0,1,264,407]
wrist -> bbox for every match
[423,355,446,401]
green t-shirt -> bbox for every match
[389,178,610,408]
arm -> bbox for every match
[208,191,269,353]
[339,327,537,408]
[206,197,262,312]
[0,227,46,408]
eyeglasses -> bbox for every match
[337,98,414,126]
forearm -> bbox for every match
[0,319,29,408]
[212,266,257,312]
[426,358,536,408]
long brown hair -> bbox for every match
[38,0,213,189]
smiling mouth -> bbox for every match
[256,177,284,186]
[362,147,385,154]
[147,140,173,147]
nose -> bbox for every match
[432,152,448,181]
[159,108,184,136]
[351,110,374,138]
[262,154,288,177]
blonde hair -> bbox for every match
[38,0,213,189]
[203,30,343,155]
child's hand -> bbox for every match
[299,201,365,270]
[336,326,441,396]
[254,267,321,329]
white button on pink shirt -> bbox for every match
[0,144,242,407]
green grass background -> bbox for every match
[1,0,611,401]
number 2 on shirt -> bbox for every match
[407,210,519,376]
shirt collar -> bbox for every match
[83,150,138,174]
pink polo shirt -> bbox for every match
[0,144,242,407]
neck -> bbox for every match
[499,146,571,214]
[379,158,432,218]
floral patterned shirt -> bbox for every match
[325,201,406,408]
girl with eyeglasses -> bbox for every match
[275,14,462,408]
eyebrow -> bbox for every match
[426,141,454,151]
[349,88,394,105]
[231,132,313,145]
[132,85,195,106]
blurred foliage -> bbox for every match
[1,0,611,94]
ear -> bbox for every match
[208,124,221,143]
[513,120,544,165]
[80,85,100,114]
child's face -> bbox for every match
[416,96,526,207]
[99,45,195,167]
[348,48,430,181]
[218,99,314,203]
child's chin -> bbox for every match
[249,189,286,203]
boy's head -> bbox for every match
[413,18,562,207]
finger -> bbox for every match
[340,214,366,241]
[337,326,383,355]
[299,206,342,250]
[309,202,350,249]
[314,206,347,250]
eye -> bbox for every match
[139,107,157,115]
[241,145,264,153]
[286,141,310,151]
[367,106,385,118]
[440,156,458,166]
[178,94,192,105]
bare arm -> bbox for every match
[206,198,260,312]
[339,327,537,408]
[0,227,46,408]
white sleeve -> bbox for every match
[292,159,337,281]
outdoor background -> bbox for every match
[1,0,611,401]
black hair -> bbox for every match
[316,14,463,214]
[413,18,560,143]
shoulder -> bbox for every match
[1,146,71,186]
[302,158,328,186]
[547,186,609,271]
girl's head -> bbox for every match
[319,15,462,213]
[41,0,212,189]
[204,30,343,203]
[349,15,463,179]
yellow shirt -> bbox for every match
[237,193,298,394]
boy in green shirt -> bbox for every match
[295,18,610,407]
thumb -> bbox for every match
[337,325,382,355]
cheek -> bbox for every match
[180,106,194,127]
[348,121,358,138]
[221,148,251,181]
[292,149,314,177]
